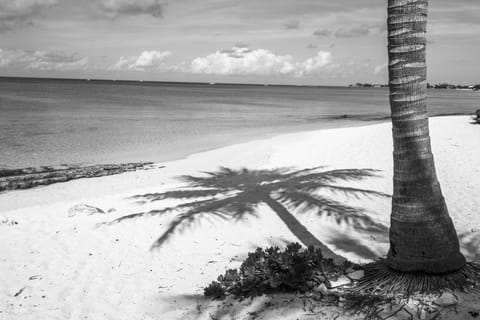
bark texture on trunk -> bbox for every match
[386,0,465,273]
[262,194,345,265]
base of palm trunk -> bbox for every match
[354,259,480,295]
[386,250,466,274]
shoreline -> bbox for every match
[0,115,388,171]
[129,112,475,168]
[1,113,475,189]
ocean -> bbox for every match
[0,77,478,169]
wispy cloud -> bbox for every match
[313,28,331,37]
[313,23,385,38]
[189,46,333,77]
[373,63,387,75]
[112,50,171,71]
[284,20,300,30]
[334,25,371,38]
[0,48,88,70]
[99,0,164,18]
[234,42,249,49]
[0,0,57,32]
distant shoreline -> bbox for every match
[2,76,479,92]
[0,76,349,89]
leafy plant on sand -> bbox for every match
[204,243,348,299]
[474,109,480,124]
[111,167,389,263]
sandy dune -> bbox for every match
[1,116,479,320]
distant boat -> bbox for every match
[209,82,215,85]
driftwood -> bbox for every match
[0,162,158,192]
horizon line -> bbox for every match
[0,75,369,88]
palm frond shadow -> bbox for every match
[109,167,390,262]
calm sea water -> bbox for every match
[0,77,478,169]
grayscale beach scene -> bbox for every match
[1,1,480,319]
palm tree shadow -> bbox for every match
[108,167,390,262]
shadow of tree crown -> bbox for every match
[110,167,390,250]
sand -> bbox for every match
[0,115,479,320]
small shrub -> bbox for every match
[474,109,480,124]
[204,243,343,299]
[203,281,226,300]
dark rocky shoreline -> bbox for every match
[0,162,159,192]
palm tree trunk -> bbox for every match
[262,194,345,265]
[386,0,465,273]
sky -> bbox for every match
[0,0,479,85]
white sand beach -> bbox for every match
[1,115,479,320]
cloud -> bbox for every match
[27,52,88,70]
[0,49,14,67]
[0,0,57,32]
[0,48,88,70]
[112,50,171,71]
[189,46,332,77]
[99,0,164,18]
[334,25,371,38]
[313,23,386,38]
[373,63,387,75]
[284,20,300,30]
[234,42,249,49]
[313,28,331,37]
[298,52,334,75]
